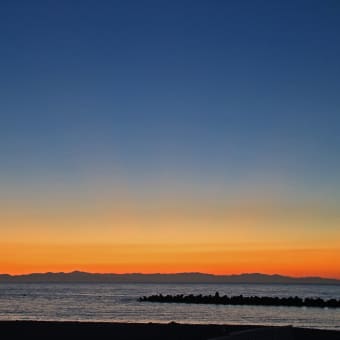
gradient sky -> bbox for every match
[1,0,340,277]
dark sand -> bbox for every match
[0,321,339,339]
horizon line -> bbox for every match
[1,271,339,281]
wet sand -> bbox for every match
[0,321,339,339]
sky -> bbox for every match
[1,0,340,277]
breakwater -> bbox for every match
[138,292,340,308]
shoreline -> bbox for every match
[1,321,339,339]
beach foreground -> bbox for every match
[1,321,339,339]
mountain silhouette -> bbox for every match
[0,272,339,284]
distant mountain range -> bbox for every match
[0,271,339,284]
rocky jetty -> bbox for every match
[139,292,340,308]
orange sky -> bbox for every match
[1,189,340,278]
[1,242,340,278]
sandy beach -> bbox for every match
[0,321,339,339]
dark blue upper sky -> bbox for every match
[1,0,340,200]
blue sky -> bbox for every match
[1,0,340,199]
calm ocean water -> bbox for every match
[0,283,339,330]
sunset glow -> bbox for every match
[1,187,339,277]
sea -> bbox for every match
[0,283,339,330]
